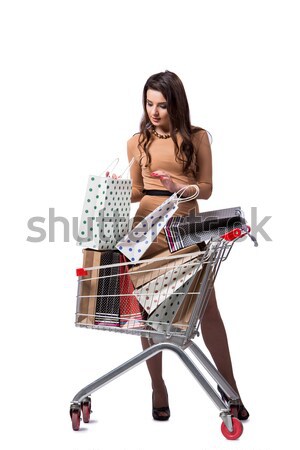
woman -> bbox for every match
[127,70,249,421]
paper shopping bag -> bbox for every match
[119,255,145,328]
[76,249,103,325]
[95,251,120,326]
[77,160,133,250]
[133,255,202,315]
[76,249,121,327]
[146,271,199,332]
[116,185,199,262]
[165,207,246,252]
[128,244,201,289]
[172,264,211,329]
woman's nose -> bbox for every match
[152,106,159,116]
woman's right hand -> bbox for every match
[150,170,177,192]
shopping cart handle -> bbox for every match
[221,228,243,241]
[221,226,258,246]
[76,268,88,277]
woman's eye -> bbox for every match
[146,101,167,109]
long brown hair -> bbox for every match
[138,70,203,176]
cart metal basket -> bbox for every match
[70,226,256,439]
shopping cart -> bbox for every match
[70,226,256,440]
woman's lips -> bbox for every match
[152,117,160,122]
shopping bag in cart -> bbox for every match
[95,251,120,326]
[116,185,199,262]
[133,254,202,314]
[119,255,145,328]
[147,270,200,331]
[76,249,121,327]
[76,248,102,325]
[128,244,201,289]
[164,207,246,252]
[172,265,210,329]
[77,159,133,250]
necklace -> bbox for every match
[152,127,171,139]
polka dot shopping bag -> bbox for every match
[77,159,134,250]
[116,185,199,262]
[133,253,202,314]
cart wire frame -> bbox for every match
[70,228,256,439]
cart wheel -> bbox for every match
[81,397,91,423]
[70,408,81,431]
[221,417,243,440]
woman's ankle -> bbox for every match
[152,378,166,390]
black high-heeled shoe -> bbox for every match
[152,393,170,421]
[217,386,250,421]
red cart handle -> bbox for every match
[221,225,251,242]
[76,268,88,276]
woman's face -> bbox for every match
[146,89,171,133]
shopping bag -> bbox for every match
[116,185,199,262]
[119,255,145,328]
[172,264,210,329]
[146,271,199,332]
[133,254,202,314]
[76,248,102,325]
[95,251,120,326]
[129,244,201,289]
[77,159,133,250]
[76,249,121,327]
[164,207,246,252]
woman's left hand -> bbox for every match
[105,172,121,179]
[151,170,177,192]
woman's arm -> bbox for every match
[151,130,213,199]
[127,139,145,203]
[193,130,213,199]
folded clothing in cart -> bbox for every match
[164,206,246,252]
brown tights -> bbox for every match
[142,287,240,410]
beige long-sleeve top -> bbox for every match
[127,129,212,203]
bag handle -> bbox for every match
[100,157,134,178]
[100,158,120,177]
[176,184,200,203]
[119,157,135,178]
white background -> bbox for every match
[1,1,299,449]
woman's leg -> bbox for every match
[141,288,248,419]
[201,287,239,395]
[141,337,169,415]
[201,288,250,419]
